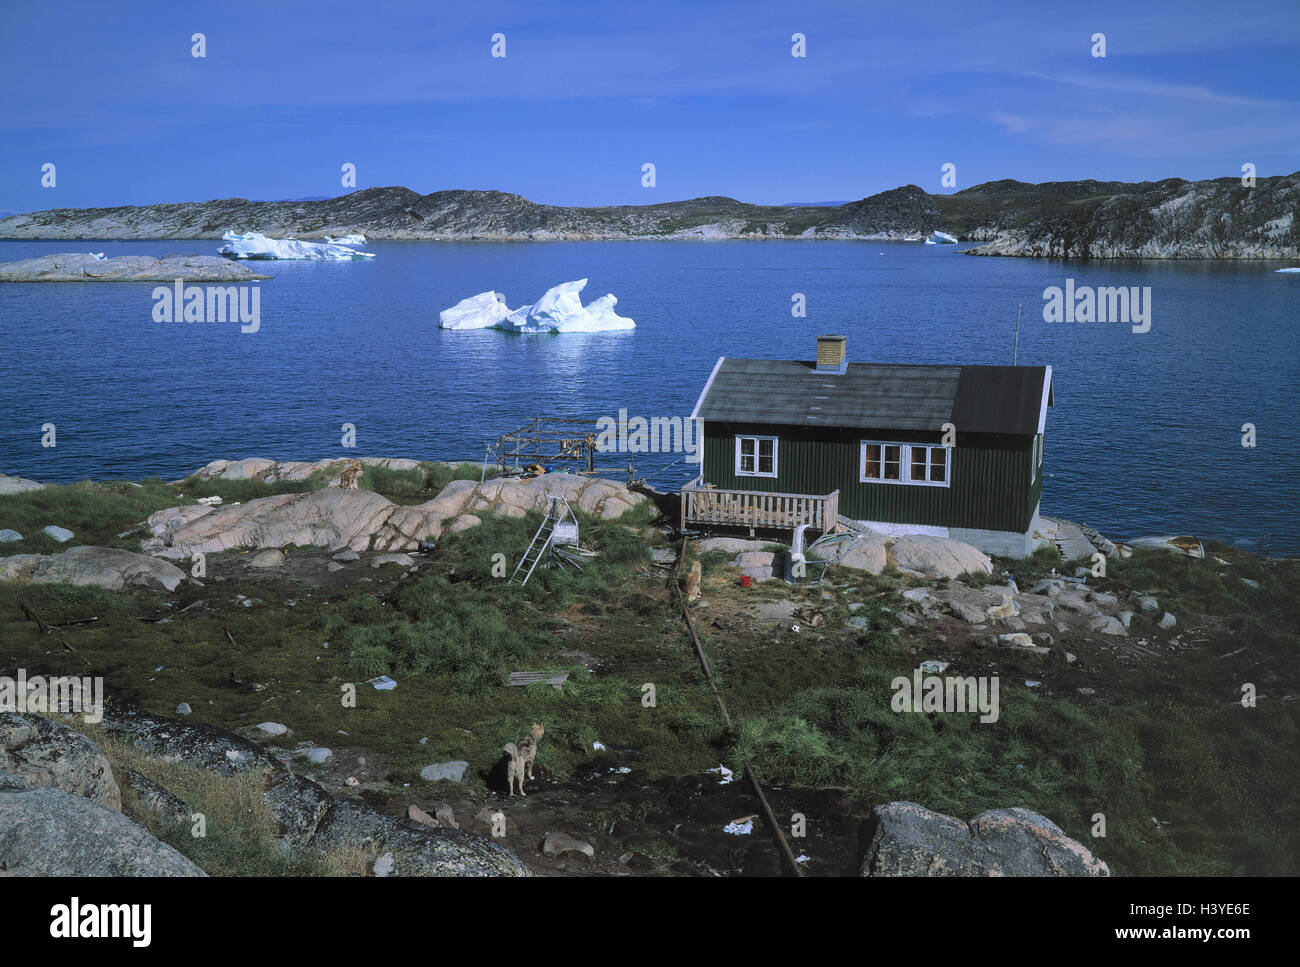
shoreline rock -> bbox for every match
[142,471,647,558]
[0,252,271,282]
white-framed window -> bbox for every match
[860,441,951,487]
[735,434,778,477]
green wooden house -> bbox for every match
[683,335,1053,557]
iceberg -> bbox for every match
[439,279,635,333]
[324,233,367,246]
[217,231,375,260]
[438,290,513,330]
[924,230,958,245]
[1275,267,1300,273]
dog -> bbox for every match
[504,722,544,797]
[337,458,363,490]
[985,593,1019,621]
[685,560,702,602]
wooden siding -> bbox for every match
[702,422,1037,533]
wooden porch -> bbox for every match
[680,478,840,533]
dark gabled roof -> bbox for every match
[691,358,1052,436]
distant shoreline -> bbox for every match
[3,171,1297,258]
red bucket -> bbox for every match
[740,575,752,588]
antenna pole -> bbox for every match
[1012,304,1022,366]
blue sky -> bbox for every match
[1,0,1297,211]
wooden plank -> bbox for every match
[507,671,570,691]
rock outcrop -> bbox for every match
[0,771,206,876]
[860,801,1109,876]
[809,531,991,579]
[0,472,43,494]
[0,712,121,810]
[308,796,530,876]
[59,712,527,878]
[0,546,186,591]
[186,456,426,483]
[142,471,646,558]
[0,252,270,281]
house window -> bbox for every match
[860,441,951,487]
[735,435,778,477]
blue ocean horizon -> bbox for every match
[1,238,1296,554]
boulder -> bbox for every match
[0,712,121,810]
[0,473,44,495]
[420,761,468,783]
[733,550,780,582]
[1088,613,1127,637]
[944,598,986,624]
[0,546,185,591]
[263,774,333,848]
[889,535,992,579]
[0,529,22,542]
[860,801,1108,877]
[1158,612,1177,630]
[371,553,415,568]
[122,769,190,828]
[43,525,74,542]
[247,549,284,568]
[699,538,771,554]
[263,774,334,847]
[308,797,529,876]
[542,831,595,858]
[141,488,396,558]
[0,771,206,876]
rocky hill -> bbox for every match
[2,172,1296,257]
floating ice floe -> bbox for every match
[439,279,635,333]
[439,291,514,330]
[1276,267,1300,273]
[218,231,375,260]
[924,230,958,245]
[324,233,367,246]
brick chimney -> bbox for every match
[815,334,847,373]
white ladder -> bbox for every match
[511,496,576,586]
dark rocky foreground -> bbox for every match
[0,710,530,876]
[2,172,1296,257]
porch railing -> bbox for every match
[680,478,839,533]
